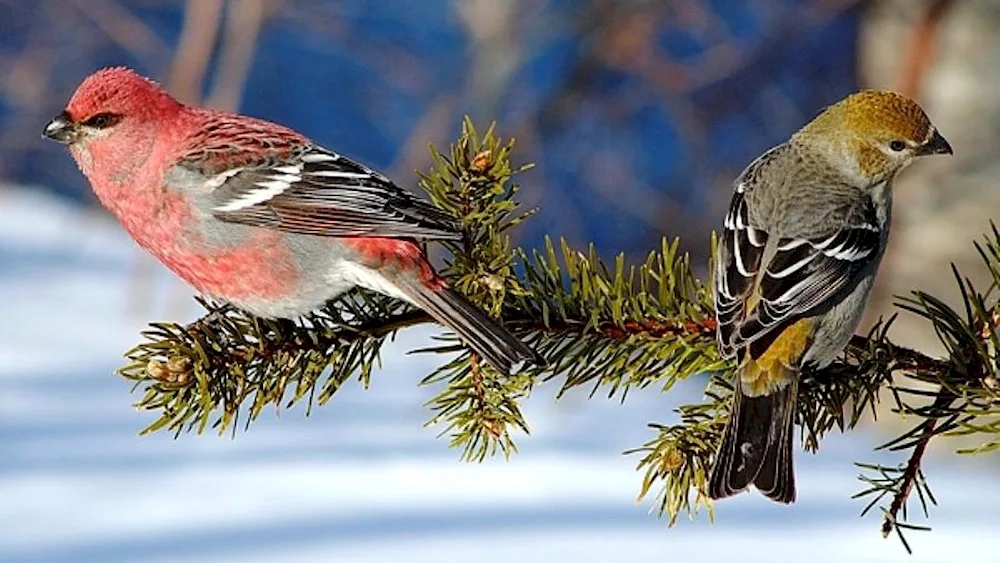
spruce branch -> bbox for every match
[852,227,1000,549]
[116,120,1000,551]
[518,236,724,399]
[630,317,899,526]
[412,118,539,460]
[629,225,1000,544]
[628,399,723,525]
[122,291,422,436]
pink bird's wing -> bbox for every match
[179,119,461,240]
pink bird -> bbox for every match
[44,67,538,374]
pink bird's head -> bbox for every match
[43,66,183,183]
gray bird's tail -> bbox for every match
[707,379,797,504]
[398,281,540,375]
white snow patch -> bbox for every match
[1,187,999,563]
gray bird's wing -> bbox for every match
[714,149,884,360]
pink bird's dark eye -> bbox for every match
[889,140,906,152]
[83,112,122,129]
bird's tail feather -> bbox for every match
[707,377,797,504]
[397,281,539,374]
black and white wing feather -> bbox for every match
[202,146,461,240]
[714,183,882,360]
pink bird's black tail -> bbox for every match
[399,282,540,375]
[707,380,797,504]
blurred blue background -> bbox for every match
[2,1,999,562]
[4,0,861,256]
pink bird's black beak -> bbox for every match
[918,129,953,156]
[42,111,78,145]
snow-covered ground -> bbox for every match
[1,188,997,563]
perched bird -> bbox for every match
[43,67,538,374]
[708,90,952,503]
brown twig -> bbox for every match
[126,0,226,319]
[862,0,956,328]
[896,0,956,98]
[164,304,718,390]
[880,390,958,538]
[64,0,170,59]
[205,0,267,111]
[173,305,950,393]
[881,418,934,537]
[386,95,456,183]
[592,317,717,340]
[468,353,502,439]
[848,334,951,374]
[167,0,225,103]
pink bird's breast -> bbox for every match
[116,188,301,303]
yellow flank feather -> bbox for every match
[740,318,814,397]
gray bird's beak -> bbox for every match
[42,111,78,145]
[919,129,953,156]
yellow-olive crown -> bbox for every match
[794,89,951,181]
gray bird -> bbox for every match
[709,90,953,503]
